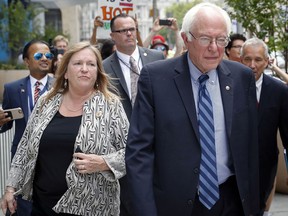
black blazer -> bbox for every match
[126,54,259,216]
[258,74,288,210]
[103,46,164,120]
[103,46,164,216]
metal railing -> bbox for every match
[0,127,14,196]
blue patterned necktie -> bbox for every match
[198,74,219,209]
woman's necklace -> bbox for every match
[63,103,83,112]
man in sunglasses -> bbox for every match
[103,13,164,216]
[0,39,54,216]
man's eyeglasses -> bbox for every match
[189,32,229,47]
[34,52,54,61]
[112,27,137,35]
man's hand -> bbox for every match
[0,109,11,126]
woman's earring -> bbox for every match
[64,79,68,88]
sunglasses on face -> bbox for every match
[153,46,167,51]
[33,52,54,61]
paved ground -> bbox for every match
[0,193,287,215]
[270,193,288,216]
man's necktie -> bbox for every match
[34,81,41,104]
[198,74,219,209]
[129,56,140,106]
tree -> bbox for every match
[0,0,44,64]
[161,1,201,45]
[225,0,288,71]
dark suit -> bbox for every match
[1,75,53,216]
[103,47,164,120]
[1,75,54,157]
[103,47,164,216]
[125,54,259,216]
[258,74,288,212]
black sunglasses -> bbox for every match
[33,52,54,61]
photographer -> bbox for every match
[143,17,184,58]
[51,35,69,77]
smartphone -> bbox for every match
[4,107,24,120]
[159,19,172,26]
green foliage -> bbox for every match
[0,1,69,65]
[41,24,70,45]
[0,62,27,70]
[163,0,202,44]
[165,0,202,29]
[225,0,288,54]
[0,0,45,64]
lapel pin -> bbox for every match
[95,111,102,118]
[225,86,230,91]
[143,52,147,56]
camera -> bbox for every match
[48,39,65,60]
[159,19,172,26]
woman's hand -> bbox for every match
[1,187,17,215]
[73,153,109,174]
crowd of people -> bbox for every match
[0,2,287,216]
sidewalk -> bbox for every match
[0,193,287,215]
[270,193,288,216]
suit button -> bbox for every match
[242,198,245,203]
[187,200,193,205]
[194,168,199,174]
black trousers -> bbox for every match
[191,176,245,216]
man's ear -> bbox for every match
[181,32,189,46]
[23,58,29,68]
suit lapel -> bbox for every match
[217,62,234,137]
[19,76,30,122]
[173,54,200,141]
[110,53,129,97]
[47,75,54,90]
[139,47,151,65]
[257,74,269,125]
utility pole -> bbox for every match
[152,0,157,21]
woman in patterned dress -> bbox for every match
[1,41,129,216]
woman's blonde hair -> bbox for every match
[45,41,118,103]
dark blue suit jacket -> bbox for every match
[126,54,259,216]
[0,75,53,157]
[258,74,288,210]
[103,47,164,216]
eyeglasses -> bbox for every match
[231,45,242,49]
[153,46,167,52]
[33,52,54,61]
[112,27,137,35]
[189,32,229,47]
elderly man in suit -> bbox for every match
[103,13,164,216]
[0,39,54,216]
[241,37,288,216]
[125,3,260,216]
